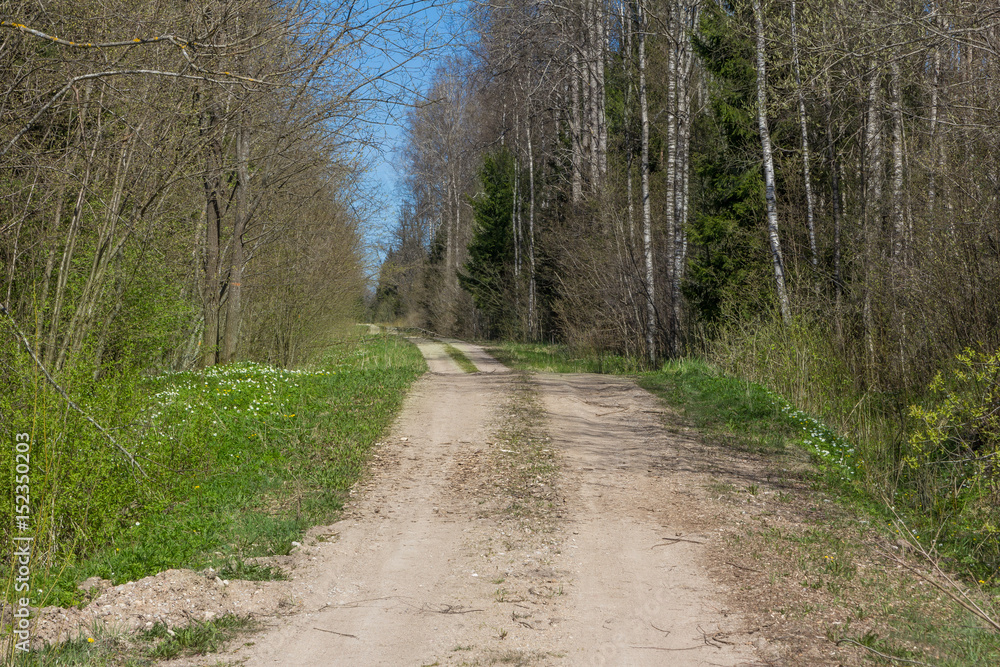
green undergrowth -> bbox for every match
[443,344,479,373]
[2,333,425,614]
[709,318,1000,582]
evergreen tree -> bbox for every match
[686,1,770,324]
[460,149,517,336]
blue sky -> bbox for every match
[355,0,468,269]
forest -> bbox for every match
[376,0,1000,571]
[0,0,423,372]
[2,0,1000,657]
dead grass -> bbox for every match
[457,648,553,666]
[469,372,560,533]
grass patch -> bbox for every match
[488,342,643,374]
[217,558,287,582]
[7,626,136,667]
[4,332,425,613]
[7,614,259,666]
[141,614,258,660]
[463,649,550,666]
[638,358,797,455]
[444,344,479,373]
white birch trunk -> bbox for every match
[753,0,791,325]
[512,145,520,278]
[825,83,843,298]
[928,41,941,214]
[624,1,634,243]
[527,122,537,337]
[585,0,600,191]
[863,66,884,373]
[570,50,583,203]
[664,3,678,306]
[890,59,905,261]
[638,1,656,364]
[453,172,461,285]
[791,0,818,267]
[595,0,608,182]
[671,2,698,356]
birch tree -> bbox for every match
[752,0,790,325]
[790,0,817,269]
[638,0,656,363]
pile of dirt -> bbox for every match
[22,563,300,647]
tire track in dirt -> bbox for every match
[536,373,753,666]
[172,340,757,666]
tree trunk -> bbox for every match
[624,2,635,243]
[527,122,537,337]
[201,105,224,369]
[753,0,791,325]
[512,128,521,278]
[671,2,698,357]
[585,0,598,190]
[664,4,678,337]
[595,0,608,183]
[825,84,843,300]
[453,170,462,285]
[863,65,884,377]
[570,51,583,203]
[46,176,89,368]
[222,113,250,364]
[890,59,905,262]
[791,0,818,268]
[638,1,656,364]
[59,129,141,369]
[928,38,942,215]
[45,84,97,367]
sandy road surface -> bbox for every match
[179,339,756,666]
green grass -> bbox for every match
[490,343,839,460]
[141,614,258,660]
[444,344,479,373]
[489,342,644,374]
[639,358,798,455]
[5,333,425,613]
[217,558,287,582]
[8,626,140,666]
[7,613,259,666]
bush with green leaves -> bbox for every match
[906,347,1000,561]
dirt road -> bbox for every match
[186,339,757,666]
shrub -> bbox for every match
[907,348,1000,548]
